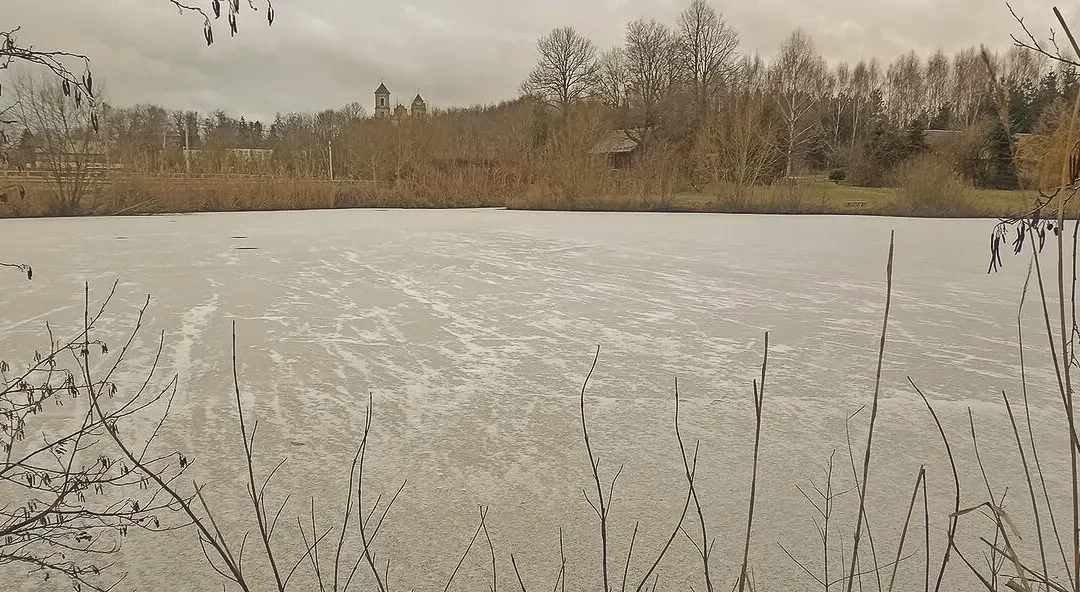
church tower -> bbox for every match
[374,83,391,118]
[411,93,427,117]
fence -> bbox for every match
[0,169,354,185]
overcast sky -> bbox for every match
[6,0,1078,122]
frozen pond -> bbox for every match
[0,209,1069,591]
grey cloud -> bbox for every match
[6,0,1077,123]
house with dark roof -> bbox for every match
[591,129,642,169]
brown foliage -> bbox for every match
[893,153,977,216]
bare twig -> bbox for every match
[578,345,613,592]
[738,332,769,592]
[887,467,926,592]
[621,522,640,592]
[846,231,895,592]
[231,322,286,591]
[482,506,496,592]
[675,376,714,592]
[512,554,529,592]
[908,378,959,592]
[444,511,485,592]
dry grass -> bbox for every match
[893,154,978,217]
[0,174,507,218]
[512,176,1052,218]
[0,171,1068,219]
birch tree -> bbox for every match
[1001,45,1044,88]
[885,51,925,126]
[770,29,827,176]
[849,59,882,146]
[925,51,951,127]
[826,62,852,161]
[952,47,992,127]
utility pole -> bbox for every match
[328,139,334,180]
[184,125,190,174]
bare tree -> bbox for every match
[596,47,630,112]
[925,50,951,127]
[1008,2,1080,69]
[952,47,993,128]
[1001,45,1046,88]
[339,101,368,123]
[884,51,925,126]
[849,59,882,146]
[1,284,192,591]
[674,0,740,120]
[687,53,777,197]
[770,29,827,177]
[625,19,679,130]
[2,1,274,116]
[521,27,600,116]
[825,62,852,164]
[11,74,99,215]
[716,77,779,196]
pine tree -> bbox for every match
[928,103,952,130]
[14,129,35,170]
[1059,62,1079,103]
[1009,80,1038,134]
[904,119,927,156]
[985,122,1019,190]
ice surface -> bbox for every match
[0,209,1065,591]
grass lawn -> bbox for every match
[663,177,1043,218]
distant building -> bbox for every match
[374,83,391,119]
[591,129,642,169]
[373,84,427,121]
[410,94,427,117]
[26,139,111,171]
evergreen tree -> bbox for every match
[1059,62,1079,103]
[1009,80,1039,134]
[928,103,952,130]
[985,122,1018,190]
[904,119,927,155]
[13,130,35,170]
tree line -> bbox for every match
[4,0,1078,210]
[521,0,1079,191]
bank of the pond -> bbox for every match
[0,174,1049,219]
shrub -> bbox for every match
[938,122,992,187]
[828,169,847,183]
[894,153,975,216]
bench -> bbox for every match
[845,200,868,208]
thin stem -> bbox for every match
[846,231,895,592]
[909,378,960,592]
[739,332,769,592]
[887,467,926,592]
[232,322,286,591]
[674,376,714,592]
[579,345,611,592]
